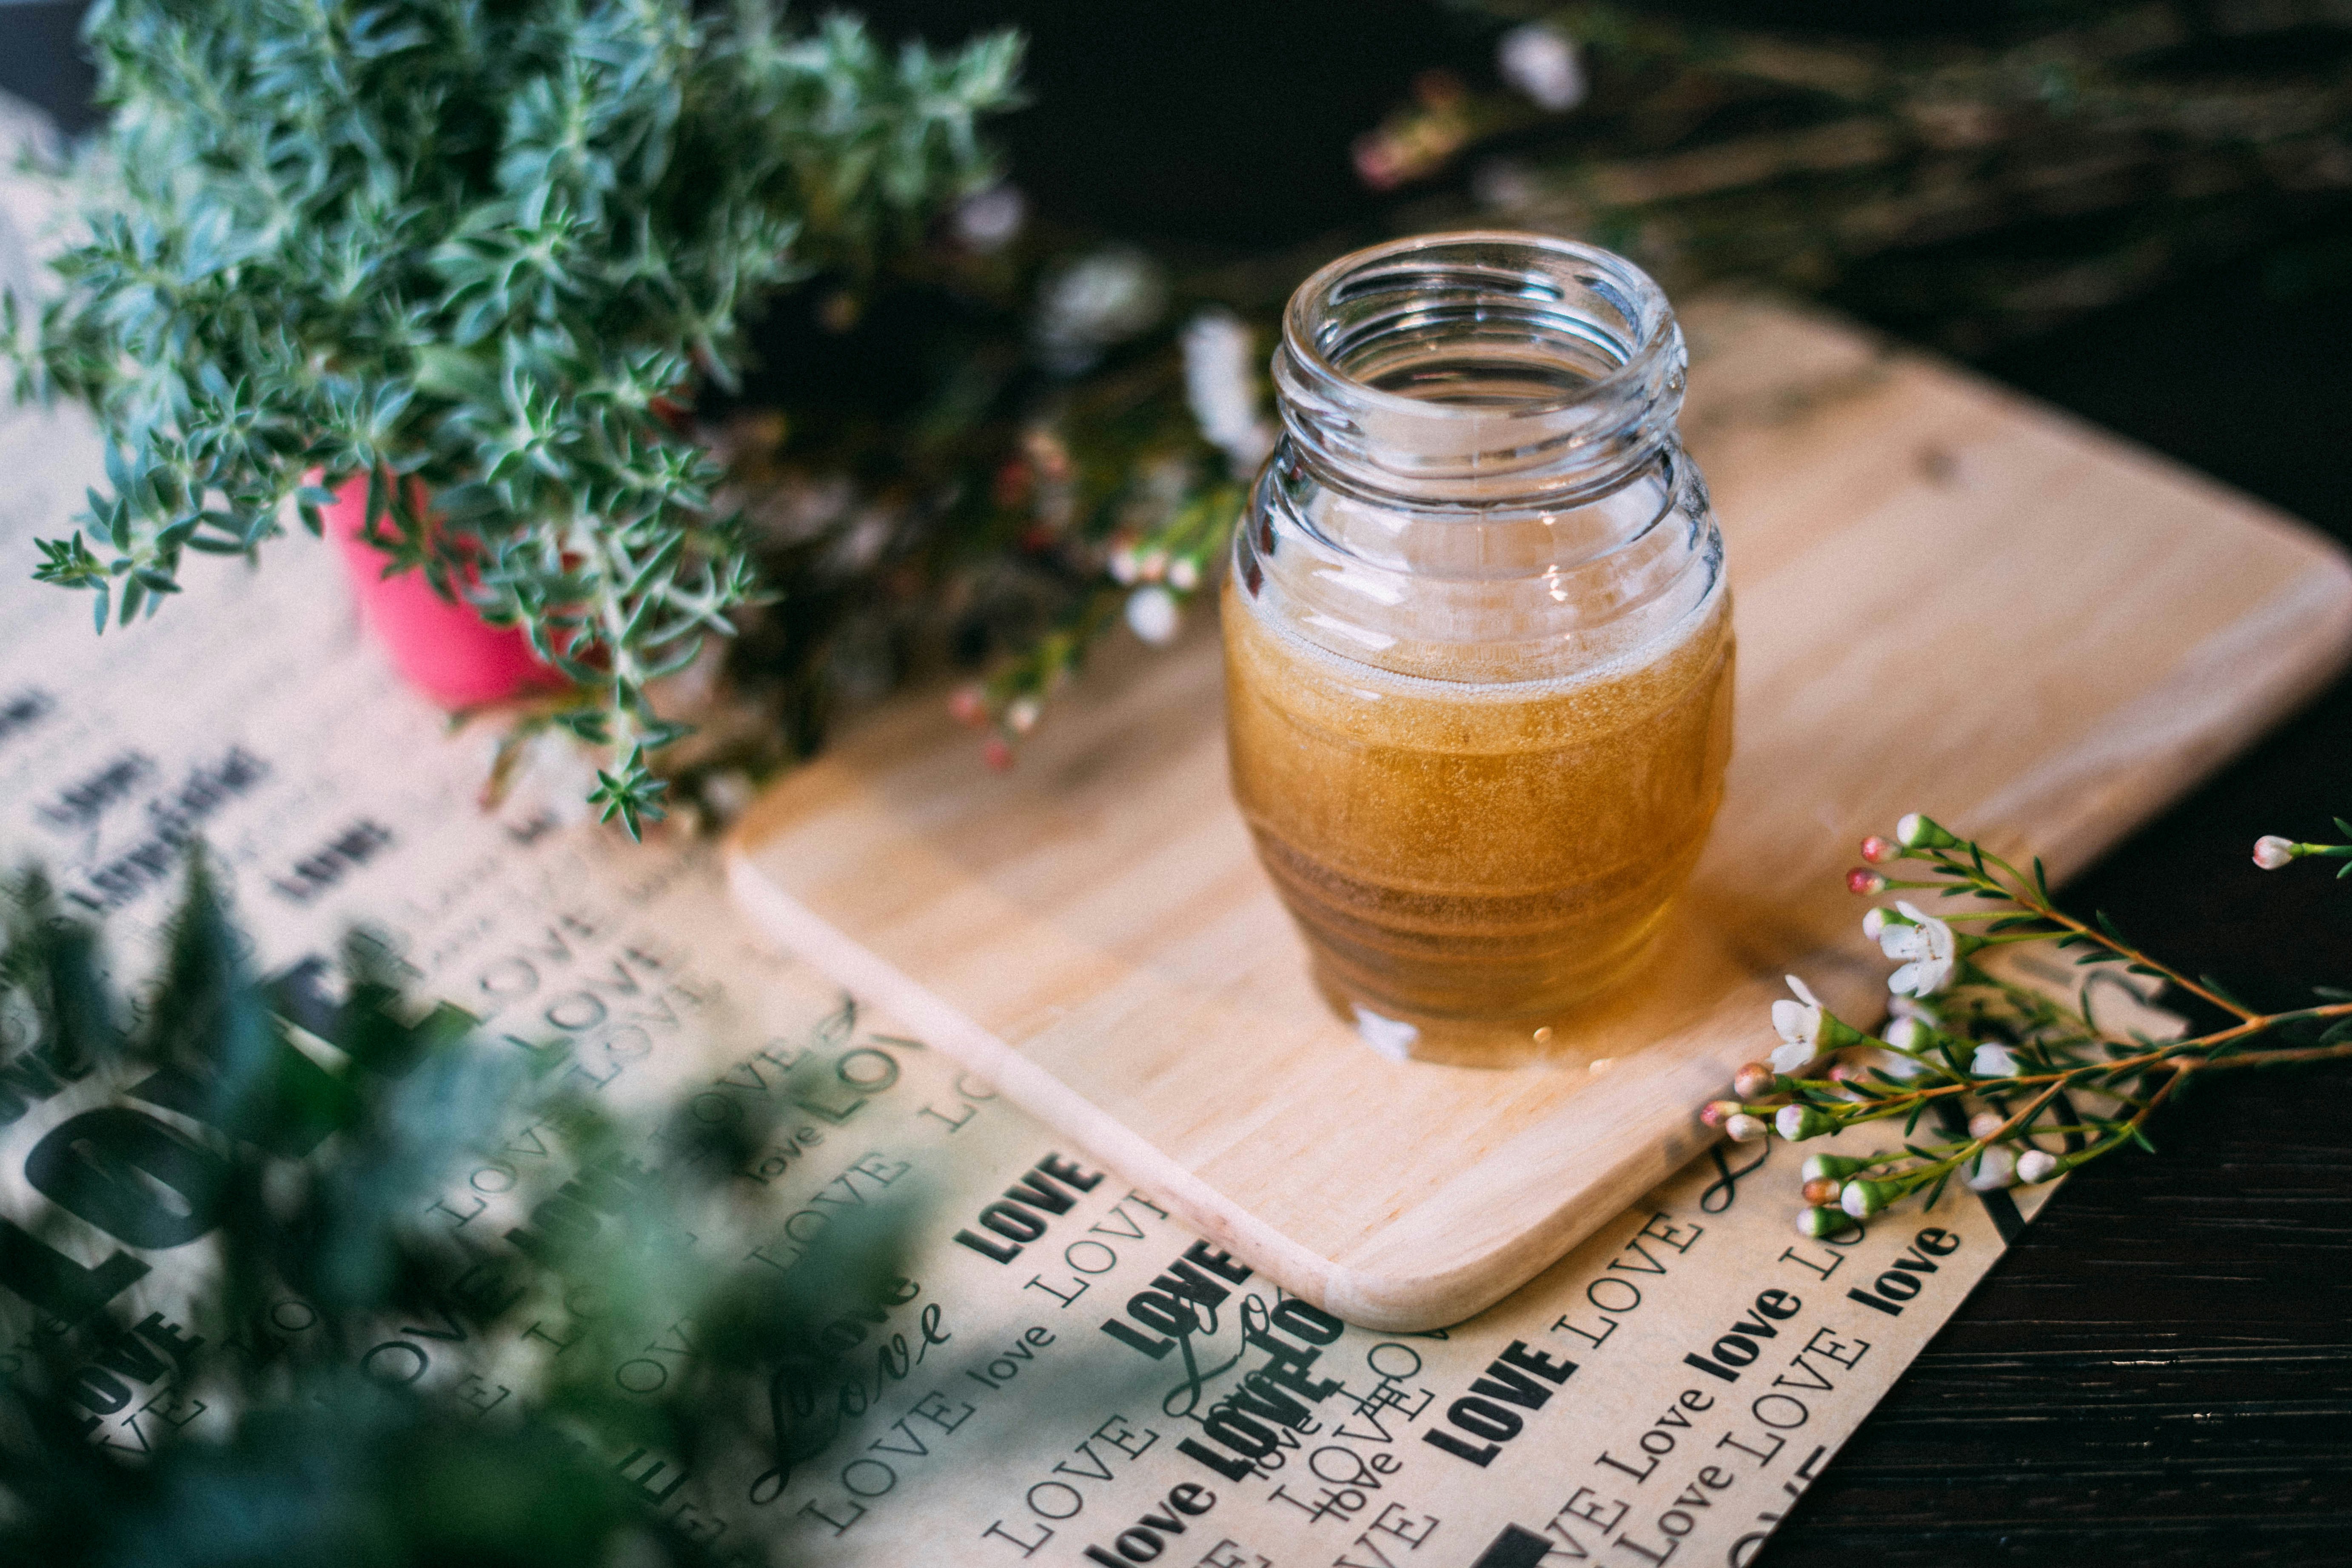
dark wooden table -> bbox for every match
[7,3,2349,1559]
[1770,247,2352,1567]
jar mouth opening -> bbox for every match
[1282,231,1676,422]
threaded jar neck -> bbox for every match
[1274,232,1685,507]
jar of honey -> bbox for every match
[1224,232,1733,1065]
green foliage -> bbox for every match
[0,857,929,1566]
[6,0,1022,835]
[1730,816,2352,1235]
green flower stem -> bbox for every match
[1794,1005,2352,1199]
[1904,837,2255,1019]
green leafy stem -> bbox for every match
[1707,815,2352,1233]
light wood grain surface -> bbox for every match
[726,295,2352,1331]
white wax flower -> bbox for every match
[1498,23,1587,112]
[1124,585,1181,646]
[1965,1146,2016,1192]
[2252,835,2297,870]
[1035,247,1168,372]
[1180,308,1274,472]
[1971,1043,2019,1076]
[952,185,1026,252]
[2016,1149,2060,1184]
[1770,974,1827,1072]
[1879,900,1957,996]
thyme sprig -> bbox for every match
[5,0,1023,836]
[1702,814,2352,1235]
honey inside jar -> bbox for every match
[1225,579,1733,1032]
[1224,232,1732,1062]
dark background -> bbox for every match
[7,2,2349,1561]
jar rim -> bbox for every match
[1280,230,1677,423]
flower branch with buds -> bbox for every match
[1704,813,2352,1238]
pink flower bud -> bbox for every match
[948,685,989,727]
[1725,1113,1769,1144]
[1699,1099,1739,1129]
[1733,1063,1777,1100]
[981,737,1014,772]
[1860,834,1899,864]
[1847,867,1886,895]
[2252,835,2297,870]
[1801,1177,1842,1206]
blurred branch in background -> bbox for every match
[678,1,2352,798]
[1373,0,2352,351]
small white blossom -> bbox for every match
[1035,247,1168,373]
[1167,556,1200,592]
[2252,835,2298,870]
[1971,1043,2019,1076]
[1108,546,1142,585]
[1879,900,1957,996]
[2016,1149,2060,1184]
[1968,1110,2006,1140]
[1965,1146,2016,1192]
[1862,906,1889,940]
[1769,975,1827,1073]
[1181,308,1274,472]
[1498,23,1587,112]
[952,185,1027,252]
[1725,1113,1769,1144]
[1125,585,1181,646]
[1006,696,1042,735]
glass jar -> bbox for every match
[1223,232,1733,1066]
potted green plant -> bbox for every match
[3,0,1021,835]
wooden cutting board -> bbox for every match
[726,295,2352,1332]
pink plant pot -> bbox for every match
[325,476,567,710]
